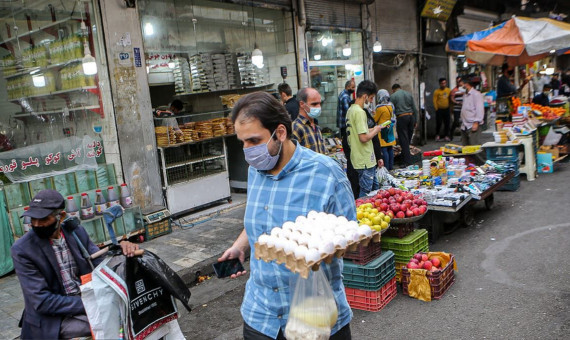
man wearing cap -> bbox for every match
[11,189,139,340]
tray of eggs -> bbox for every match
[254,211,381,278]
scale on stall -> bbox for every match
[141,205,172,241]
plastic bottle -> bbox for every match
[22,207,31,232]
[94,189,107,215]
[80,193,95,220]
[107,186,121,207]
[119,183,133,208]
[66,196,80,219]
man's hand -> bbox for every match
[119,241,139,257]
[471,122,479,132]
[218,246,247,278]
[374,125,384,134]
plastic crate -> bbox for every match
[144,217,172,240]
[498,174,520,191]
[343,251,395,291]
[383,223,414,239]
[395,261,407,282]
[402,253,455,300]
[381,229,429,263]
[343,240,382,265]
[485,145,520,162]
[345,277,397,312]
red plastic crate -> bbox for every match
[343,240,382,265]
[383,223,414,239]
[345,277,397,312]
[401,253,455,300]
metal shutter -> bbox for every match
[370,0,418,51]
[305,0,362,29]
[214,0,292,10]
[457,16,493,35]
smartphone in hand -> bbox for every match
[212,258,245,278]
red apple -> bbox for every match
[418,261,424,268]
[410,258,419,264]
[406,210,414,217]
[396,196,404,203]
[396,211,405,219]
[390,204,400,213]
[429,266,439,273]
[413,254,423,261]
[419,206,427,214]
[423,261,433,270]
[431,258,441,267]
[374,199,382,208]
[388,188,396,196]
[386,211,394,219]
[413,208,421,216]
[421,254,428,261]
[407,262,419,269]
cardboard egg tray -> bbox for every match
[254,231,381,279]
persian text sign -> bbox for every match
[0,136,102,183]
[421,0,457,21]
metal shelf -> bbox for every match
[165,154,225,170]
[175,83,274,97]
[157,134,236,149]
[4,58,82,79]
[9,85,98,102]
[13,105,101,118]
[0,17,81,46]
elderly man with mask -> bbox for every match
[217,91,355,340]
[291,87,326,154]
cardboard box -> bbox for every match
[537,153,554,173]
[539,145,560,159]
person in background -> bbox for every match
[292,87,326,154]
[561,69,570,96]
[433,77,451,142]
[550,73,561,95]
[450,76,465,141]
[346,80,384,198]
[391,83,418,166]
[497,64,517,98]
[11,190,139,340]
[533,84,551,107]
[532,71,549,96]
[519,69,534,104]
[374,89,396,170]
[460,77,485,147]
[337,79,359,198]
[278,83,299,121]
[219,92,354,340]
[170,99,184,115]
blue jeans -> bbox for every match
[356,167,379,198]
[382,146,394,171]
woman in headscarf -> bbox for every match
[374,89,396,170]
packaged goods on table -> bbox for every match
[254,211,381,279]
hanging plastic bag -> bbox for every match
[285,269,338,340]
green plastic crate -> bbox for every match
[75,170,98,193]
[81,218,106,245]
[123,207,144,234]
[4,183,31,210]
[343,251,396,291]
[28,178,55,197]
[53,173,78,197]
[10,207,26,237]
[106,164,118,185]
[381,229,429,263]
[96,165,110,188]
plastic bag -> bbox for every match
[285,269,338,340]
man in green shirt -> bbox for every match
[346,80,384,198]
[391,84,418,166]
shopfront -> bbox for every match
[137,0,297,213]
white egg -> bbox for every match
[358,225,373,237]
[344,230,360,242]
[334,226,347,235]
[282,221,295,232]
[305,248,321,263]
[270,228,282,238]
[332,235,348,248]
[281,228,292,240]
[289,230,302,243]
[307,237,321,250]
[283,240,297,254]
[347,221,360,229]
[297,234,309,246]
[321,231,336,242]
[295,215,308,224]
[307,210,319,220]
[318,241,335,255]
[266,235,277,247]
[274,237,287,250]
[336,216,349,224]
[317,212,329,220]
[257,234,270,245]
[294,246,309,260]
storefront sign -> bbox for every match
[134,47,142,67]
[420,0,456,21]
[147,53,175,73]
[0,136,101,183]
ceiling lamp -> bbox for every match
[82,40,97,75]
[314,54,322,61]
[342,40,352,57]
[32,74,46,87]
[144,22,154,36]
[252,44,264,68]
[373,38,382,53]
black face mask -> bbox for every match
[347,89,355,94]
[32,218,60,239]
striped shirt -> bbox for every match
[291,115,326,154]
[241,142,355,338]
[337,89,352,129]
[51,234,80,295]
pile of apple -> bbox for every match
[406,253,442,272]
[355,188,427,220]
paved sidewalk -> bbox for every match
[0,194,247,339]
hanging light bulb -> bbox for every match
[342,40,351,57]
[144,22,154,36]
[373,38,382,53]
[82,41,97,75]
[252,44,264,69]
[314,54,322,61]
[32,74,46,87]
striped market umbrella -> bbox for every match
[446,17,570,66]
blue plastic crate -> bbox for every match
[343,251,395,291]
[498,174,520,191]
[486,145,520,162]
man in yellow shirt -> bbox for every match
[433,78,451,142]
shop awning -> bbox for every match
[446,17,570,66]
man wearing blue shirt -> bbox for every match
[218,91,355,340]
